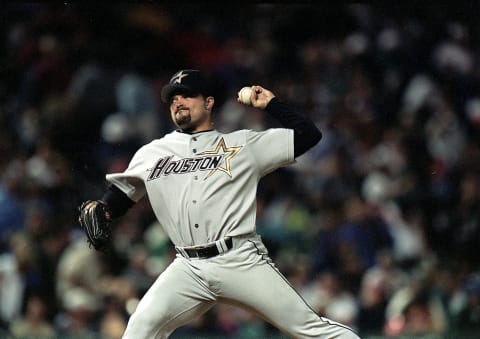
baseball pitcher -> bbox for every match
[78,69,361,338]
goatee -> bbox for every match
[176,115,191,126]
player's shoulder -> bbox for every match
[136,138,162,152]
[220,128,287,140]
[222,129,254,137]
[142,131,178,146]
[131,132,175,155]
[227,128,285,138]
[216,129,251,142]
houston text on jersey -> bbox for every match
[147,138,242,181]
[147,155,222,180]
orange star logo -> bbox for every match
[198,138,241,178]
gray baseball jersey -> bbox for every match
[108,126,360,339]
[106,128,294,247]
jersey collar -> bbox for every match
[176,128,215,135]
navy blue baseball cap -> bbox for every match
[161,69,211,103]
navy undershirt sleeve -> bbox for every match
[265,97,322,157]
[102,184,135,218]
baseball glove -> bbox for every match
[78,200,112,252]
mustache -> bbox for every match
[176,108,187,113]
[175,105,189,114]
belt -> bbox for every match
[176,237,233,259]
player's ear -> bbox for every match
[205,96,214,111]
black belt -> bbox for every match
[179,238,233,259]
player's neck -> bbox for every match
[180,121,215,134]
[179,128,215,135]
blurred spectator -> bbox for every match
[55,287,99,336]
[99,311,127,339]
[310,195,393,293]
[453,272,480,332]
[0,232,40,325]
[384,279,448,337]
[97,289,129,339]
[114,72,161,142]
[0,160,26,248]
[55,240,103,311]
[9,295,56,338]
[357,250,409,334]
[0,243,24,326]
[448,170,480,265]
[171,313,217,338]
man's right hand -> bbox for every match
[250,85,276,110]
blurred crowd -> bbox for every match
[1,3,480,339]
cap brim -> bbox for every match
[161,84,197,103]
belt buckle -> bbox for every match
[180,239,228,259]
[186,249,198,258]
[189,245,208,259]
[196,246,212,258]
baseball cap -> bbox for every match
[161,69,210,103]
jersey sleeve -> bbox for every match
[246,128,295,176]
[105,149,147,202]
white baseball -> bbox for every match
[238,86,253,105]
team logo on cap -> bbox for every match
[171,71,189,84]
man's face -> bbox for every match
[169,93,213,133]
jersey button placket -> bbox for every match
[192,136,197,153]
[190,136,202,232]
